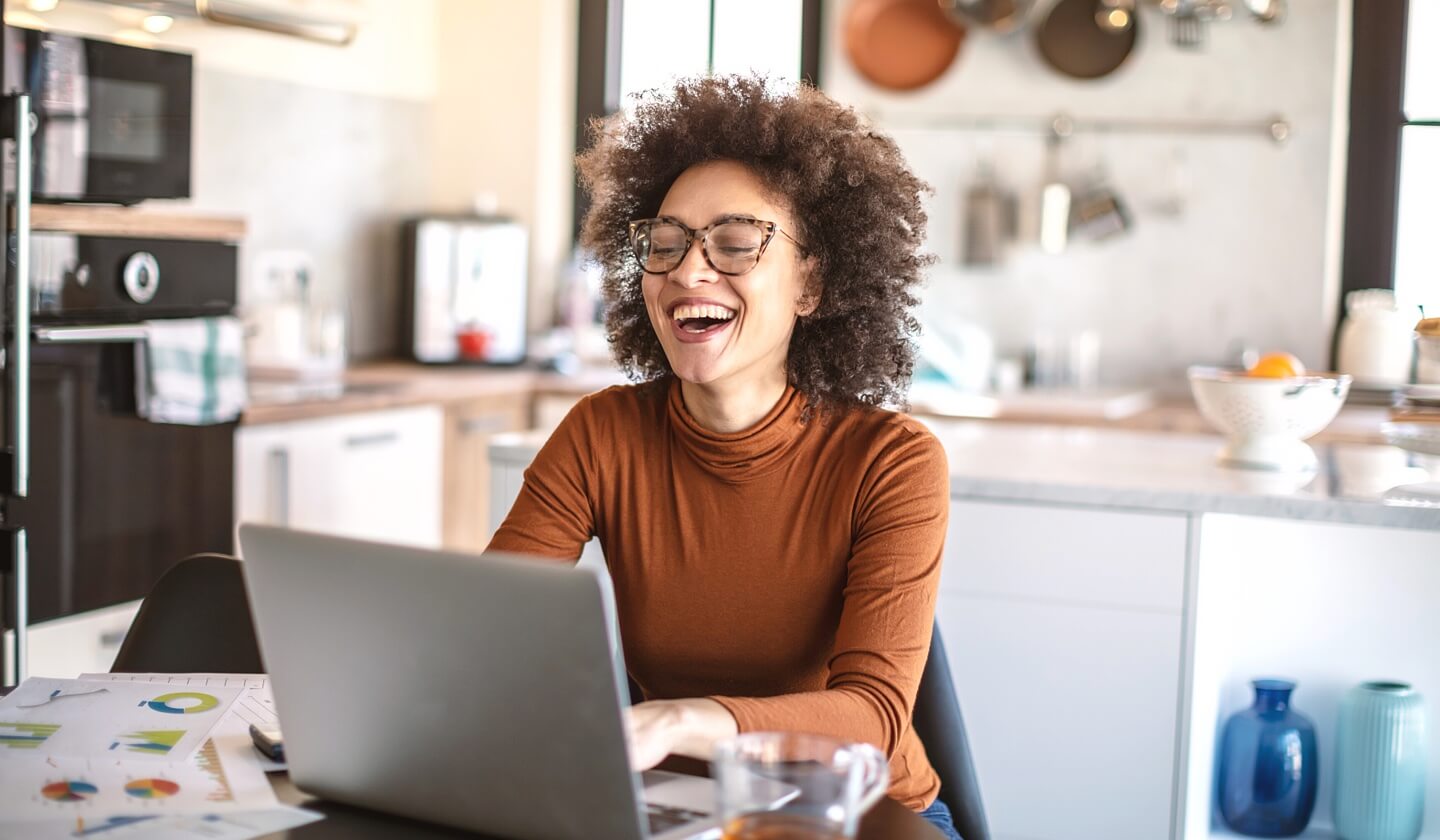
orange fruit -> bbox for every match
[1247,351,1306,379]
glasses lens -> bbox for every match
[634,222,688,272]
[707,222,764,274]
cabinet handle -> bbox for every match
[459,414,510,436]
[344,431,399,449]
[99,630,127,648]
[267,448,290,526]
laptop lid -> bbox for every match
[237,523,649,840]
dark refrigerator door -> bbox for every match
[14,342,233,624]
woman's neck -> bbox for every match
[679,369,789,434]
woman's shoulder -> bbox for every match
[562,380,668,436]
[824,402,942,456]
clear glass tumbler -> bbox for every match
[712,732,889,840]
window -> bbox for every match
[572,0,821,237]
[1394,0,1439,311]
[1341,0,1436,327]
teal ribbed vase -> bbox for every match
[1333,682,1426,840]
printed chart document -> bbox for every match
[0,674,312,839]
[0,678,241,762]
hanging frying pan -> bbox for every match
[1035,0,1139,81]
[844,0,967,91]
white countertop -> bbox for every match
[491,419,1440,532]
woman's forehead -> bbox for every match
[657,160,787,224]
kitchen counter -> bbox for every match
[242,360,1395,445]
[241,362,626,425]
[490,418,1440,531]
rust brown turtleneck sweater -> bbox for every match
[487,379,948,810]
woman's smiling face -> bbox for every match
[642,160,814,389]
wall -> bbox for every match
[821,0,1354,390]
[431,0,578,337]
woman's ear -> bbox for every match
[796,256,821,317]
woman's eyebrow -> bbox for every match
[709,212,758,224]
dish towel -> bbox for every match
[135,317,248,425]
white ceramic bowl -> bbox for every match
[1188,366,1352,471]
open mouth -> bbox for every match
[671,303,737,335]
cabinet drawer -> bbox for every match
[4,600,141,681]
[942,499,1188,612]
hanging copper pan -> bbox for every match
[844,0,968,91]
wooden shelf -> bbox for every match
[14,204,246,242]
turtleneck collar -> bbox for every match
[666,378,807,479]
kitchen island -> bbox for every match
[489,420,1440,840]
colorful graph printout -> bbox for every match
[40,780,98,802]
[109,730,185,756]
[143,693,221,715]
[123,778,181,799]
[0,678,240,763]
[0,721,60,750]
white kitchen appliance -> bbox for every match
[402,216,528,365]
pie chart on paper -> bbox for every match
[124,778,181,799]
[41,780,98,802]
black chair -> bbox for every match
[110,553,264,674]
[914,621,990,840]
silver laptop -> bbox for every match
[238,523,724,840]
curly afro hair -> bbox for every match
[577,74,933,412]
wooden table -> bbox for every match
[263,770,944,839]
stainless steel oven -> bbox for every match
[2,25,192,204]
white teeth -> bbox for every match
[672,304,736,321]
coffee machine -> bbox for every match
[401,216,528,365]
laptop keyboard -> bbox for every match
[646,802,710,835]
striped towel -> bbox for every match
[135,317,248,425]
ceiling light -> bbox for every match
[142,14,174,33]
[26,0,59,12]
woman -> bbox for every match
[488,75,959,839]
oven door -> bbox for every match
[5,26,192,204]
[12,340,233,624]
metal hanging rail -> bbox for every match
[870,111,1292,144]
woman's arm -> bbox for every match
[625,427,950,767]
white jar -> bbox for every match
[1336,289,1416,386]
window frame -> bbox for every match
[1336,0,1411,360]
[571,0,824,241]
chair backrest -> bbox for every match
[913,620,990,840]
[111,553,264,674]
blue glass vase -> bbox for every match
[1218,679,1319,837]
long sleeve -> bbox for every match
[707,429,949,757]
[486,395,600,563]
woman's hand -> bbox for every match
[622,698,739,771]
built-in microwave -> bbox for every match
[1,25,192,204]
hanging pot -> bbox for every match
[1035,0,1139,80]
[843,0,967,91]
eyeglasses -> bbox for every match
[628,216,805,276]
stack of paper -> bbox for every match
[0,676,320,839]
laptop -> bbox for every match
[238,523,727,839]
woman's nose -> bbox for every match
[668,237,718,287]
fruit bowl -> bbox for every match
[1188,366,1352,471]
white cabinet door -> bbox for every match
[236,406,444,549]
[939,499,1189,840]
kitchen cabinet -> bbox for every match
[236,406,444,549]
[441,393,531,553]
[3,600,141,682]
[938,499,1189,840]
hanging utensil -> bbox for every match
[1242,0,1284,24]
[1038,120,1072,254]
[843,0,967,91]
[1159,0,1232,48]
[1035,0,1140,80]
[938,0,1035,35]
